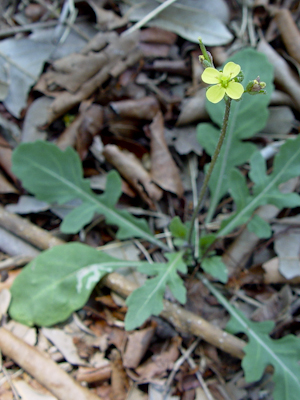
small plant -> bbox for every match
[9,39,300,399]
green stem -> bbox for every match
[187,98,232,246]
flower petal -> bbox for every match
[223,62,240,78]
[206,85,226,103]
[225,82,244,100]
[201,68,222,84]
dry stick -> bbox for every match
[0,328,102,400]
[0,205,65,250]
[103,272,246,360]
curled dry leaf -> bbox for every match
[149,112,184,197]
[275,9,300,64]
[103,144,163,207]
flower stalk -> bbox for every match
[187,98,232,247]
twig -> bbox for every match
[103,272,246,359]
[184,352,214,400]
[0,205,65,250]
[0,327,102,400]
[0,255,33,272]
[163,338,200,399]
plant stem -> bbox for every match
[187,98,232,247]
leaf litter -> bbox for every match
[0,1,300,400]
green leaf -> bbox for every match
[247,215,272,239]
[169,216,187,239]
[125,251,187,330]
[202,275,300,400]
[9,243,154,326]
[12,141,168,250]
[218,136,300,237]
[197,48,274,222]
[201,256,228,283]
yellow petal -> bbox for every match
[223,62,241,78]
[201,68,222,84]
[225,82,244,100]
[206,85,226,103]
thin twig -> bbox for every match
[123,0,179,36]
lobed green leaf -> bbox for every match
[125,251,187,330]
[12,141,168,250]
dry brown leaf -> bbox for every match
[103,144,163,207]
[109,96,160,120]
[134,336,181,383]
[149,111,184,197]
[263,257,300,284]
[275,8,300,64]
[123,324,156,369]
[176,89,208,126]
[36,32,143,124]
[87,1,127,30]
[251,285,292,322]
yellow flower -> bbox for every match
[201,62,244,103]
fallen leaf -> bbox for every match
[135,336,181,382]
[21,97,52,142]
[273,221,300,279]
[120,0,233,46]
[109,96,160,120]
[42,328,87,366]
[0,37,54,117]
[149,112,184,197]
[275,8,300,64]
[123,324,156,368]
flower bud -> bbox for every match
[245,77,267,95]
